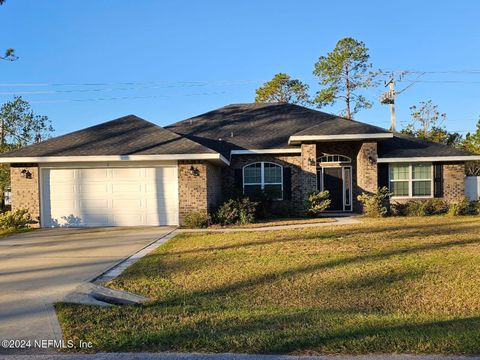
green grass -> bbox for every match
[0,227,33,237]
[56,216,480,354]
[206,217,335,229]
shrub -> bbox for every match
[421,199,450,215]
[357,187,391,217]
[392,199,449,216]
[215,198,258,225]
[470,200,480,215]
[305,190,331,217]
[246,191,272,219]
[448,197,478,216]
[0,209,34,229]
[183,210,211,228]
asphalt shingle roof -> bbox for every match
[378,133,474,158]
[165,103,391,157]
[1,104,474,160]
[1,115,216,157]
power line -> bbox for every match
[28,91,229,104]
[0,79,262,88]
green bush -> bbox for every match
[357,187,391,217]
[422,199,450,215]
[0,209,34,229]
[391,199,449,216]
[183,210,211,228]
[448,197,477,216]
[215,198,258,225]
[305,190,331,217]
[470,200,480,215]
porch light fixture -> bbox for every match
[308,158,316,166]
[367,155,376,165]
[189,166,200,176]
[20,169,32,179]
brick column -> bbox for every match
[11,164,41,227]
[178,161,208,225]
[443,163,465,200]
[301,143,317,207]
[356,142,378,195]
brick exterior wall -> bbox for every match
[206,161,223,208]
[356,142,378,195]
[301,144,317,200]
[443,162,465,201]
[178,160,223,224]
[222,142,382,215]
[10,164,41,227]
[223,154,304,215]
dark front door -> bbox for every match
[323,167,343,211]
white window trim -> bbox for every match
[318,154,352,165]
[242,162,283,200]
[389,163,434,199]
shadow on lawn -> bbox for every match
[106,306,480,354]
[160,218,480,257]
[143,235,480,308]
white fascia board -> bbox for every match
[288,133,393,144]
[0,153,230,165]
[230,148,301,155]
[377,156,480,163]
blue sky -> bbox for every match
[1,0,479,136]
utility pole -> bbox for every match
[380,74,396,132]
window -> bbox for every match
[318,154,351,164]
[243,162,283,200]
[389,163,433,197]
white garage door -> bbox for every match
[41,166,179,227]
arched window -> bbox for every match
[243,162,283,200]
[318,154,352,164]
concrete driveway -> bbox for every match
[0,227,174,354]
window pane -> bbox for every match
[412,163,432,180]
[264,184,282,199]
[264,163,282,183]
[244,184,262,197]
[413,180,432,196]
[244,163,261,184]
[344,167,351,205]
[390,164,409,180]
[390,181,409,196]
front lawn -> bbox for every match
[56,216,480,354]
[207,217,335,229]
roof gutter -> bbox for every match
[288,133,393,144]
[0,153,230,166]
[377,156,480,163]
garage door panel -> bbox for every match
[111,183,143,193]
[112,168,145,179]
[78,183,109,194]
[78,169,109,181]
[41,166,179,227]
[145,182,177,194]
[111,199,143,208]
[46,169,76,182]
[78,199,109,210]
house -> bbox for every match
[0,103,478,227]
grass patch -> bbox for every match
[56,216,480,354]
[207,217,335,229]
[0,227,33,238]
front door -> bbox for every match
[322,167,343,211]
